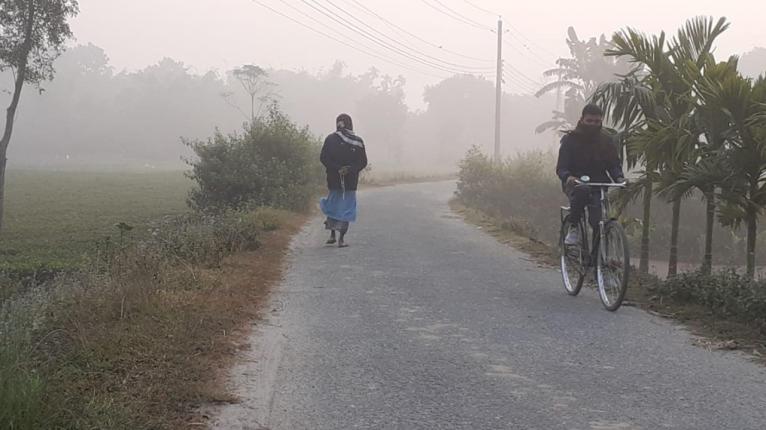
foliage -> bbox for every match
[456,146,562,242]
[592,16,732,276]
[455,146,766,266]
[0,0,79,84]
[535,27,630,133]
[185,105,323,212]
[657,270,766,328]
[0,206,280,429]
[225,64,277,122]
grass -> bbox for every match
[1,169,191,273]
[1,206,308,429]
[451,197,766,365]
[0,169,312,428]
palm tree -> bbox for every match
[592,73,657,275]
[593,16,730,277]
[694,74,766,277]
[667,57,740,274]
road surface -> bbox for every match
[211,181,766,430]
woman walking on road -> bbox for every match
[320,113,368,248]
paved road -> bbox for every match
[211,182,766,430]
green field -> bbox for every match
[0,170,192,271]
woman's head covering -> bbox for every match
[336,113,353,131]
[334,113,364,148]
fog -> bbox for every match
[2,0,766,171]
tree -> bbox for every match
[228,64,277,123]
[535,27,629,133]
[355,75,408,164]
[668,57,740,274]
[593,16,730,277]
[695,74,766,278]
[0,0,78,230]
[422,74,495,163]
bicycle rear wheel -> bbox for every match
[597,221,630,311]
[560,216,585,296]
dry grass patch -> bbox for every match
[1,208,308,429]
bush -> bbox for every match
[657,270,766,326]
[456,146,562,243]
[185,105,323,212]
[455,146,766,267]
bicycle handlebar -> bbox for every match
[576,182,627,188]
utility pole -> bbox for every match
[494,17,503,162]
[553,69,562,145]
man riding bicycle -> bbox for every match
[556,104,625,246]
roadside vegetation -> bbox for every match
[454,16,766,358]
[0,106,321,429]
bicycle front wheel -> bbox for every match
[597,221,630,311]
[560,216,585,296]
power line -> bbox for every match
[503,37,553,69]
[503,70,537,94]
[299,0,491,76]
[431,0,494,30]
[505,68,541,89]
[252,0,449,79]
[461,0,499,17]
[458,0,560,62]
[343,0,493,64]
[418,0,492,32]
[504,23,559,59]
[502,61,541,90]
[321,0,495,72]
[499,53,544,87]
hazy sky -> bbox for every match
[70,0,764,107]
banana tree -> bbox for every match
[536,27,630,133]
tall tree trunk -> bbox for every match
[702,190,715,275]
[668,198,682,277]
[250,93,255,124]
[0,1,35,231]
[746,182,758,279]
[0,155,6,231]
[639,182,652,275]
[746,208,757,279]
[0,64,29,232]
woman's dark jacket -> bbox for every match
[320,132,368,191]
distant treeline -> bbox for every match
[0,43,558,171]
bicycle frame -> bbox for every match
[561,182,625,268]
[560,179,629,309]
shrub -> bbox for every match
[658,270,766,326]
[456,146,562,242]
[185,105,323,212]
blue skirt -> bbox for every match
[320,190,357,224]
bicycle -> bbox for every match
[559,176,630,311]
